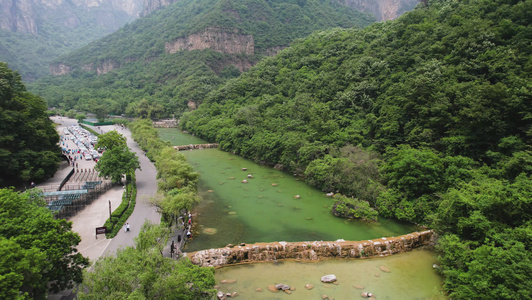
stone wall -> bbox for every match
[187,230,433,268]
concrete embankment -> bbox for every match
[187,230,434,268]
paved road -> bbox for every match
[48,117,160,257]
[89,124,161,255]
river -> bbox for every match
[158,128,445,299]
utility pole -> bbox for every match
[109,200,112,218]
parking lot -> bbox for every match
[59,123,102,170]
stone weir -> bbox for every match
[173,144,219,151]
[186,230,434,268]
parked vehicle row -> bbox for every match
[67,125,101,161]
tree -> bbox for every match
[95,130,127,151]
[75,113,86,123]
[95,131,138,184]
[0,63,60,187]
[95,145,140,184]
[0,188,89,299]
[78,221,215,299]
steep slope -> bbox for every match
[0,0,143,81]
[30,0,377,115]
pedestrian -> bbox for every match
[186,230,192,239]
[126,223,130,232]
[188,219,191,225]
[170,240,175,258]
[76,163,78,168]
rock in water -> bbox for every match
[220,279,237,284]
[321,274,337,283]
[217,291,226,299]
[275,283,290,290]
[305,284,314,290]
[353,284,364,289]
[379,265,391,273]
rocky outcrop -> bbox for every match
[335,0,420,21]
[165,28,255,55]
[187,230,433,268]
[50,59,120,75]
[0,0,39,34]
[96,59,120,75]
[49,63,72,76]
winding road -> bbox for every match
[86,124,161,256]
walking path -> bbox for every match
[43,117,160,260]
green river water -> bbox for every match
[158,128,445,299]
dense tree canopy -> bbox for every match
[0,188,89,299]
[178,0,532,297]
[78,221,215,299]
[0,62,60,188]
[29,0,376,117]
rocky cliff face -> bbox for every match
[165,28,255,55]
[187,230,434,268]
[50,59,121,75]
[337,0,420,21]
[0,0,143,35]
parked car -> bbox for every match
[84,153,92,160]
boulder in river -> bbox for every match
[361,292,374,298]
[294,195,301,199]
[241,168,247,171]
[379,266,391,273]
[305,284,314,290]
[321,274,337,283]
[217,291,226,299]
[220,279,237,284]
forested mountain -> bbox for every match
[0,63,60,188]
[0,0,143,81]
[180,0,532,297]
[29,0,379,116]
[140,0,420,21]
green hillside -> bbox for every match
[29,0,375,116]
[181,0,532,297]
